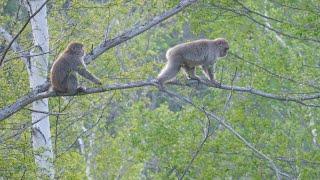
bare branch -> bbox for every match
[229,52,320,91]
[269,0,319,15]
[243,13,320,43]
[0,0,50,66]
[234,0,285,24]
[2,78,320,121]
[83,0,198,64]
[0,80,157,121]
[210,3,320,43]
[200,80,320,106]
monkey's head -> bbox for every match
[67,42,85,56]
[215,38,229,57]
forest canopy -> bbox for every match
[0,0,320,179]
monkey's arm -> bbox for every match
[76,63,102,85]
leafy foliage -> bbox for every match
[0,0,320,179]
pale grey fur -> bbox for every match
[157,38,229,88]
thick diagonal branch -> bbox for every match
[84,0,198,64]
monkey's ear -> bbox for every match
[216,38,227,46]
[216,40,224,46]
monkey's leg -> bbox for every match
[77,64,102,85]
[201,65,220,86]
[182,66,200,81]
[157,60,181,88]
[66,74,79,94]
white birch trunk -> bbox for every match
[78,127,93,180]
[27,0,55,178]
[87,131,95,180]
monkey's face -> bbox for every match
[219,42,229,57]
[68,42,85,56]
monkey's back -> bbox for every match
[50,53,75,92]
[166,39,210,66]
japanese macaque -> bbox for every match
[157,38,229,88]
[50,42,102,93]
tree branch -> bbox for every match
[2,78,320,121]
[83,0,198,64]
[197,80,320,107]
[0,80,156,121]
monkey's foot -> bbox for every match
[155,79,166,91]
[77,86,87,92]
[211,80,221,87]
[157,83,165,91]
[187,76,202,85]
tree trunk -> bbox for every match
[78,126,93,180]
[27,0,55,178]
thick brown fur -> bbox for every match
[157,38,229,88]
[50,42,102,93]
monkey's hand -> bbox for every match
[155,79,165,91]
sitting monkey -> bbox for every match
[157,38,229,88]
[50,42,102,93]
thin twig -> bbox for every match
[161,89,290,179]
[210,3,320,43]
[229,52,320,91]
[179,115,211,179]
